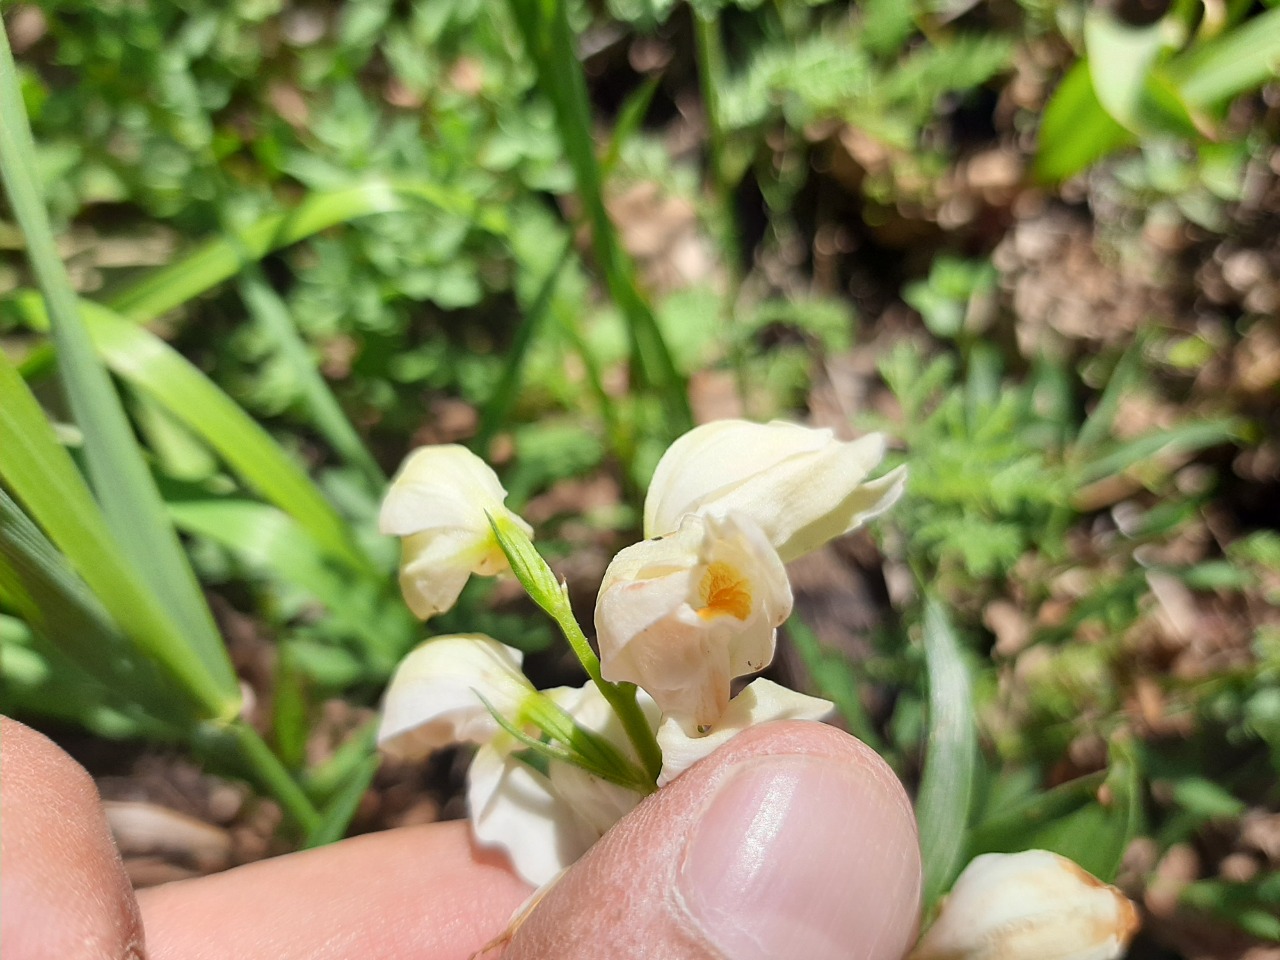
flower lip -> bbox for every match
[697,561,753,621]
[595,511,793,726]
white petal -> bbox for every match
[656,678,834,785]
[377,634,533,760]
[379,445,509,536]
[644,420,905,562]
[379,445,533,619]
[468,743,598,888]
[595,513,793,726]
[909,850,1141,960]
[396,531,483,620]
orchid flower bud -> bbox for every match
[377,634,534,761]
[909,850,1141,960]
[644,419,907,562]
[595,512,793,727]
[656,678,833,785]
[380,445,533,619]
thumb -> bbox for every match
[507,720,922,960]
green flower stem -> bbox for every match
[488,514,663,783]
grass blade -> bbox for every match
[0,30,237,697]
[0,488,189,722]
[109,179,507,322]
[304,753,381,848]
[915,595,978,909]
[0,351,236,718]
[505,0,692,438]
[164,491,408,667]
[9,293,371,572]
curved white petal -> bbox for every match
[377,634,533,761]
[379,445,533,619]
[466,683,657,886]
[595,513,792,726]
[468,743,598,888]
[656,678,833,785]
[644,419,905,562]
[909,850,1140,960]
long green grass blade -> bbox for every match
[304,753,380,848]
[1034,60,1134,182]
[0,352,237,718]
[109,179,507,322]
[9,293,370,572]
[505,0,692,437]
[1171,5,1280,108]
[164,492,406,666]
[0,30,237,697]
[0,488,190,722]
[915,596,978,909]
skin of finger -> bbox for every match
[505,720,922,960]
[137,820,532,960]
[0,717,146,960]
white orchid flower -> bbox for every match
[376,633,659,887]
[469,683,660,886]
[909,850,1141,960]
[644,419,907,562]
[377,634,534,761]
[656,678,833,785]
[379,444,533,619]
[595,512,793,728]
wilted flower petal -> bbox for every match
[909,850,1141,960]
[595,512,793,726]
[380,445,533,618]
[644,419,906,562]
[469,683,659,887]
[656,678,833,785]
[377,634,534,761]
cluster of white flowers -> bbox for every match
[372,418,1140,960]
[375,420,903,885]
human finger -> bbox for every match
[0,717,146,960]
[507,720,922,960]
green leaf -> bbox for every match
[9,293,371,573]
[1084,10,1201,138]
[963,742,1143,883]
[0,29,239,703]
[915,596,978,909]
[237,266,385,491]
[1075,418,1241,486]
[1034,61,1135,182]
[108,179,507,323]
[786,617,882,750]
[163,491,405,665]
[504,0,691,438]
[1171,5,1280,108]
[0,489,190,724]
[0,350,237,719]
[304,753,381,849]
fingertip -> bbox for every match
[508,720,922,960]
[1,718,146,960]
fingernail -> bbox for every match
[678,757,919,960]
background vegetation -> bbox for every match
[2,0,1278,953]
